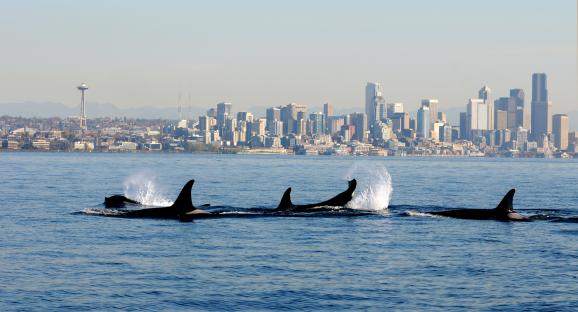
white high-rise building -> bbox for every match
[467,98,488,132]
[421,99,438,131]
[479,85,493,130]
[365,82,384,125]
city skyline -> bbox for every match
[0,1,576,115]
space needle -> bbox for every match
[77,82,88,130]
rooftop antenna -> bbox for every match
[188,92,192,120]
[177,91,182,120]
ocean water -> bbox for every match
[1,153,577,311]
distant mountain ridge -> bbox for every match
[0,102,206,120]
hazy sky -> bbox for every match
[0,0,576,115]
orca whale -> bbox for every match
[275,179,357,212]
[104,195,140,208]
[427,189,528,221]
[105,194,210,209]
[120,180,211,220]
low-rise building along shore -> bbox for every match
[0,115,575,159]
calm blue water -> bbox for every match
[1,153,578,311]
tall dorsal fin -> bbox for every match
[495,189,515,213]
[277,187,293,210]
[170,180,195,211]
[347,179,357,193]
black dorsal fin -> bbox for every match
[170,180,195,211]
[277,187,293,210]
[347,179,357,193]
[495,189,515,213]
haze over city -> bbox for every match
[0,0,576,118]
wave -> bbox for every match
[403,210,443,218]
[81,207,125,216]
[346,163,392,211]
[123,172,173,206]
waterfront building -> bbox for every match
[514,127,529,151]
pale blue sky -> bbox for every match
[0,0,575,115]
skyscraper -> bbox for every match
[266,107,281,132]
[236,112,253,123]
[280,102,307,135]
[466,98,487,134]
[479,86,493,130]
[510,89,526,129]
[350,112,368,142]
[391,112,410,132]
[531,73,552,138]
[216,102,232,134]
[387,103,404,118]
[494,97,516,129]
[417,105,430,139]
[198,115,210,132]
[365,83,384,126]
[378,103,387,121]
[421,99,438,131]
[552,114,569,150]
[323,103,333,118]
[309,112,325,136]
[459,112,467,139]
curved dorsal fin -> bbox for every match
[495,189,515,212]
[170,180,196,211]
[277,187,293,210]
